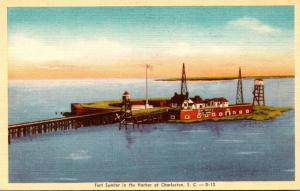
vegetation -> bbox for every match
[169,106,291,123]
[156,75,295,82]
[81,97,170,110]
[82,99,121,109]
[132,107,169,115]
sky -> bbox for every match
[8,6,294,79]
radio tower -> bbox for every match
[180,63,188,96]
[236,67,244,104]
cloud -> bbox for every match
[9,33,245,65]
[8,33,133,63]
[228,17,281,34]
[9,23,289,66]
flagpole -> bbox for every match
[145,64,148,109]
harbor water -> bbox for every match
[8,78,294,182]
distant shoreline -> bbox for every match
[155,75,295,81]
[7,75,295,81]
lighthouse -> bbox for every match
[122,91,132,117]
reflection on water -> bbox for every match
[123,125,159,148]
[123,124,225,147]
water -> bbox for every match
[8,78,294,182]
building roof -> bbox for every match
[204,97,228,103]
[184,99,194,104]
[123,91,130,95]
[191,96,204,104]
[171,92,229,106]
[170,92,188,105]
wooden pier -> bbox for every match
[8,109,169,144]
[8,111,120,144]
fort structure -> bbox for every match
[168,64,253,121]
[168,97,253,121]
[69,64,265,122]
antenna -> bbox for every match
[236,67,244,104]
[180,63,188,96]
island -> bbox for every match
[69,97,291,123]
[68,66,292,125]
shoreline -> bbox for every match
[155,75,295,82]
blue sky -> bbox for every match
[7,6,294,79]
[8,6,294,42]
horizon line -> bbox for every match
[8,74,295,81]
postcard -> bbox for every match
[0,0,299,190]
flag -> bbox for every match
[146,64,153,70]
